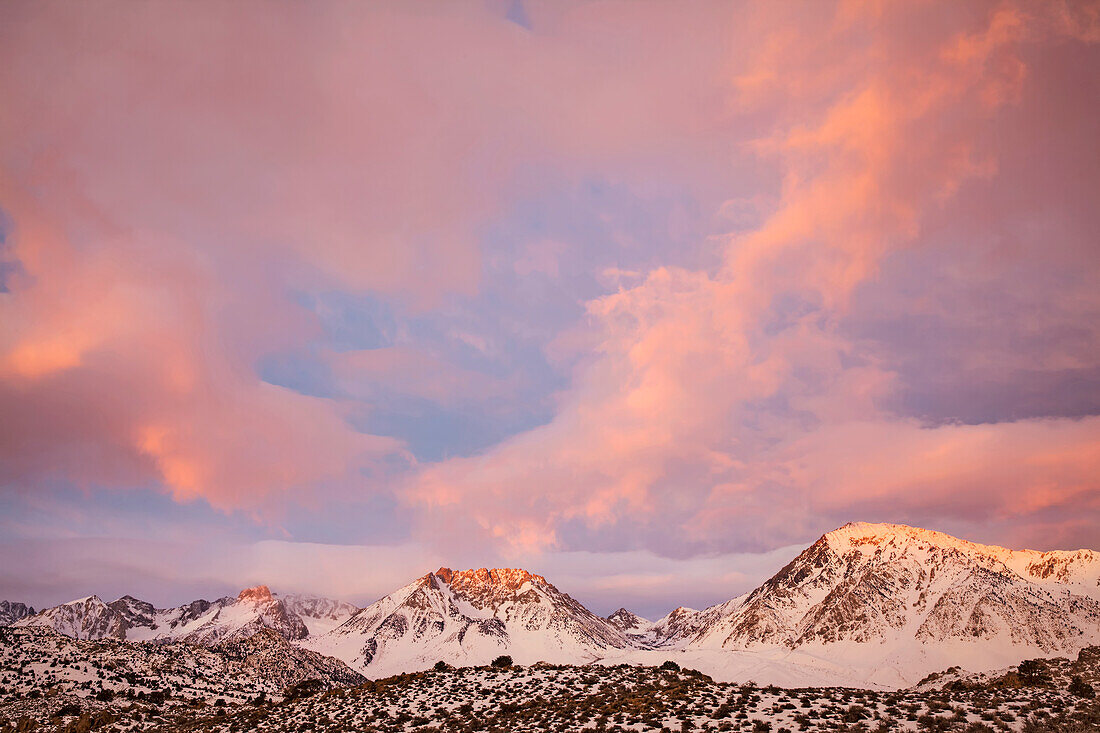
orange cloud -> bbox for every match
[0,0,746,515]
[2,0,1097,559]
[404,0,1100,556]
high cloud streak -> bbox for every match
[1,0,1099,606]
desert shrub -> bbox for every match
[283,678,324,700]
[660,661,681,672]
[53,704,81,718]
[491,655,513,668]
[1069,675,1095,699]
[1017,659,1051,686]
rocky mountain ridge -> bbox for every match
[665,522,1100,654]
[10,586,351,645]
[301,566,635,677]
[0,623,363,706]
[7,523,1100,686]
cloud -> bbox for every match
[0,531,803,620]
[0,0,1098,609]
[0,0,747,512]
[0,536,440,610]
[0,187,404,511]
[405,0,1100,557]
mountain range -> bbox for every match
[6,522,1100,688]
[9,584,355,645]
[300,566,637,678]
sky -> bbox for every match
[1,0,1099,620]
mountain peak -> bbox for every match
[315,565,632,675]
[238,585,274,603]
[606,608,651,632]
[431,567,546,590]
[821,522,992,555]
[819,522,1099,571]
[826,521,922,540]
[692,521,1100,661]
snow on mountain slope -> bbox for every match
[10,522,1099,689]
[158,585,309,644]
[0,624,364,702]
[278,593,359,636]
[602,607,651,642]
[14,596,129,640]
[304,567,634,677]
[606,608,652,633]
[14,586,346,644]
[648,522,1100,686]
[0,601,35,626]
[691,522,1100,650]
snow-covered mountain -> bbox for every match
[595,522,1100,686]
[0,600,36,626]
[304,567,634,677]
[11,523,1100,688]
[157,585,310,644]
[278,593,359,636]
[685,522,1100,652]
[14,586,354,644]
[294,527,1100,684]
[1,624,363,704]
[13,596,129,640]
[606,608,651,633]
[605,606,725,648]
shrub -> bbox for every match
[283,678,325,700]
[660,661,681,672]
[54,703,81,718]
[491,655,513,668]
[1069,675,1095,699]
[434,660,450,672]
[1017,659,1051,686]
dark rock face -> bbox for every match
[0,601,35,626]
[170,598,227,628]
[108,596,158,634]
[15,596,130,640]
[606,608,646,631]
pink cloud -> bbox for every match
[404,0,1100,556]
[1,0,1097,562]
[0,1,748,514]
[0,187,403,512]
